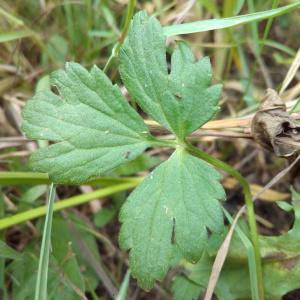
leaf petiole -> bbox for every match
[103,0,136,73]
[186,143,265,300]
[147,137,178,148]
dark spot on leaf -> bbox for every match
[280,255,300,270]
[51,86,59,96]
[171,218,176,244]
[264,251,287,261]
[124,151,130,159]
[175,93,182,101]
[265,252,300,271]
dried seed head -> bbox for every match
[251,89,300,157]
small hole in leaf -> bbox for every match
[174,93,182,101]
[171,218,176,244]
[166,51,171,74]
[51,86,59,96]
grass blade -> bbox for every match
[67,218,118,298]
[247,0,260,57]
[0,181,138,230]
[261,39,296,56]
[0,190,5,296]
[223,209,259,300]
[163,2,300,36]
[280,48,300,95]
[116,270,131,300]
[261,0,280,44]
[0,171,140,186]
[0,7,24,26]
[204,207,245,300]
[0,29,33,43]
[34,183,56,300]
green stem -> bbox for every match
[85,0,93,63]
[103,0,136,73]
[0,171,140,186]
[35,184,56,300]
[119,0,136,46]
[223,209,259,300]
[0,189,6,294]
[261,0,279,48]
[245,0,279,97]
[0,181,139,230]
[148,136,178,148]
[103,43,118,73]
[186,143,265,300]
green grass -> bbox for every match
[34,184,56,300]
[0,181,140,230]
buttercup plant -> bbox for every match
[22,11,262,294]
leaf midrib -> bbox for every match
[28,105,149,142]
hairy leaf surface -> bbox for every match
[22,62,151,183]
[119,11,222,140]
[22,11,227,292]
[119,149,225,289]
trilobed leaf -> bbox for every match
[119,149,225,289]
[119,11,222,140]
[22,62,151,183]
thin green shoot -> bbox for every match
[0,181,139,230]
[223,209,260,300]
[0,29,33,43]
[103,0,136,73]
[289,97,300,113]
[0,171,140,186]
[186,143,264,300]
[34,183,56,300]
[163,2,300,36]
[116,270,131,300]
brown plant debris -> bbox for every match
[251,88,300,157]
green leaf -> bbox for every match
[276,200,293,212]
[22,62,151,183]
[0,29,33,43]
[11,250,84,300]
[119,12,221,140]
[11,214,102,300]
[176,196,300,300]
[11,252,40,300]
[47,34,68,64]
[116,270,131,300]
[112,153,161,176]
[20,185,47,204]
[34,184,56,300]
[35,75,51,92]
[93,207,116,228]
[119,148,225,289]
[51,217,85,297]
[171,275,201,300]
[163,2,300,36]
[0,240,22,260]
[68,214,102,290]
